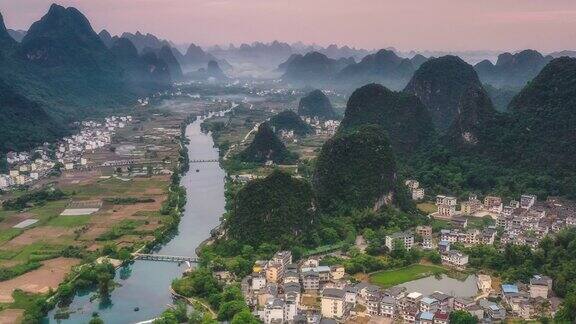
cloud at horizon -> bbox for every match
[1,0,576,52]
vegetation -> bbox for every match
[226,170,316,247]
[313,125,398,213]
[405,55,484,131]
[339,83,434,154]
[0,262,42,281]
[237,123,296,164]
[297,89,336,119]
[449,310,479,324]
[268,110,313,136]
[0,4,175,154]
[458,229,576,322]
[2,188,66,210]
[369,264,445,288]
[103,197,155,204]
[172,271,258,323]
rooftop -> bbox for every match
[420,311,434,321]
[502,284,519,294]
[323,288,345,299]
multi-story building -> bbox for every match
[416,225,432,237]
[520,194,537,209]
[266,262,281,283]
[441,250,469,270]
[264,298,285,324]
[484,196,503,213]
[436,195,457,217]
[380,296,396,317]
[321,288,346,319]
[461,194,482,215]
[302,271,320,292]
[385,232,415,251]
[529,275,552,298]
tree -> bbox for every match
[89,317,104,324]
[217,300,248,321]
[231,310,259,324]
[449,310,478,324]
[555,292,576,322]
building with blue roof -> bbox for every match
[418,311,434,323]
[501,284,519,294]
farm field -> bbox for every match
[0,110,192,315]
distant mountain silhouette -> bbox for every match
[335,49,417,90]
[98,29,115,48]
[120,31,172,53]
[474,50,552,89]
[6,29,26,43]
[282,52,351,86]
[0,5,176,153]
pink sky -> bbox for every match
[2,0,576,52]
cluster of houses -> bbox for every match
[240,251,557,322]
[405,180,425,201]
[0,116,132,190]
[384,228,471,271]
[497,275,558,319]
[428,190,576,250]
[303,117,340,137]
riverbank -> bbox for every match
[43,99,233,323]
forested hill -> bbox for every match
[238,123,294,164]
[268,110,313,136]
[339,83,433,155]
[404,57,576,198]
[505,57,576,174]
[226,170,316,247]
[298,90,336,120]
[404,55,484,132]
[313,125,402,213]
[0,4,179,153]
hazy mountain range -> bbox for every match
[0,5,179,153]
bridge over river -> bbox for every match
[190,159,219,163]
[133,253,198,263]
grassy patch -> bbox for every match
[369,264,446,288]
[97,219,144,241]
[9,290,44,309]
[303,242,346,257]
[465,216,495,229]
[0,229,23,244]
[2,242,64,263]
[0,262,41,281]
[46,216,91,228]
[417,202,437,214]
[28,200,68,221]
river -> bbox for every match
[45,110,226,323]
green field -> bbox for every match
[417,202,437,214]
[46,215,91,228]
[0,229,23,244]
[370,264,446,288]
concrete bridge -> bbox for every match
[190,159,219,163]
[133,253,198,263]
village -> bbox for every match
[239,249,557,323]
[405,180,576,251]
[235,180,576,324]
[0,116,133,190]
